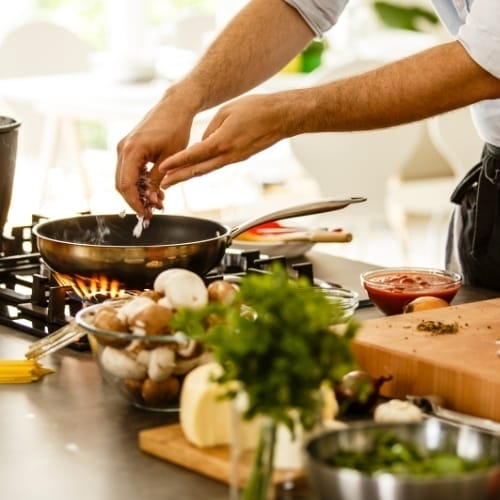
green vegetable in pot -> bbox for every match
[326,431,493,477]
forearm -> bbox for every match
[164,0,314,114]
[282,41,500,135]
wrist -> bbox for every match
[280,88,319,137]
[162,80,207,117]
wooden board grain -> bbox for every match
[352,298,500,421]
[138,424,303,487]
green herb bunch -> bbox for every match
[173,263,360,434]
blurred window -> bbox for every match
[0,0,219,52]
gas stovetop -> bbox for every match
[0,216,320,351]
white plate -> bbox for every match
[231,240,314,258]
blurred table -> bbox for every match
[0,71,171,210]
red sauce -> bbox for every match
[363,271,461,316]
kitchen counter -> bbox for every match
[0,252,498,500]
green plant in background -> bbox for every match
[301,39,327,73]
[281,39,327,74]
[372,1,439,32]
[79,121,108,150]
[35,0,106,49]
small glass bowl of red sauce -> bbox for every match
[360,267,462,315]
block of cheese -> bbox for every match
[179,362,260,449]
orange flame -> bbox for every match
[53,273,123,300]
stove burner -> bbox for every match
[0,217,334,352]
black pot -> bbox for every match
[0,116,21,244]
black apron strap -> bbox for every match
[471,144,500,257]
[446,143,500,289]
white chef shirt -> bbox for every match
[283,0,500,147]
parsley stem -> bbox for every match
[243,417,277,500]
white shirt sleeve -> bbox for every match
[458,0,500,78]
[282,0,349,37]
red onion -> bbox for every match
[334,370,393,416]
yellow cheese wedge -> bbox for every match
[179,362,260,449]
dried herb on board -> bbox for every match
[417,320,459,335]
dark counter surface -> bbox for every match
[1,252,498,500]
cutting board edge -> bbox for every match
[353,341,500,421]
[138,424,304,488]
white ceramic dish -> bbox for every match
[232,240,315,258]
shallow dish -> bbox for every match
[360,267,462,315]
[232,239,314,258]
[304,419,500,500]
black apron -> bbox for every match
[445,143,500,290]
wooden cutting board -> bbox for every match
[352,298,500,421]
[138,424,304,487]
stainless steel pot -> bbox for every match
[33,197,365,288]
[304,420,500,500]
[0,116,21,242]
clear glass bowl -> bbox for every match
[76,300,208,412]
[360,267,462,316]
[320,287,359,323]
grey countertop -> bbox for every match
[1,252,498,500]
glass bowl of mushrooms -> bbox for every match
[75,268,238,412]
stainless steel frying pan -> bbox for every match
[33,197,366,288]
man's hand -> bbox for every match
[158,93,293,188]
[115,99,193,217]
[114,0,313,210]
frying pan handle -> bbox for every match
[229,197,366,240]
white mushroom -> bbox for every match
[153,268,189,294]
[100,346,147,380]
[136,349,152,367]
[176,339,202,359]
[173,356,202,375]
[207,280,239,305]
[153,268,208,310]
[129,303,174,336]
[148,346,176,382]
[374,399,424,423]
[141,376,180,406]
[116,296,156,325]
[157,295,173,310]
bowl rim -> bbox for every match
[360,267,463,290]
[75,300,190,343]
[304,419,500,483]
[317,286,359,308]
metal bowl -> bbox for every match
[304,420,500,500]
[360,267,462,315]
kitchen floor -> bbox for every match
[6,142,449,269]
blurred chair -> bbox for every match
[426,106,483,178]
[0,20,92,213]
[385,106,483,262]
[288,58,424,263]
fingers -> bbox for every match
[115,140,164,216]
[115,141,147,216]
[158,138,230,188]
